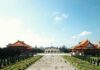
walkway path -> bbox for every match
[26,54,76,70]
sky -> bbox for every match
[0,0,100,48]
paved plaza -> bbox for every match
[26,54,76,70]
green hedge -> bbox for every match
[1,55,42,70]
[73,56,100,66]
[63,56,100,70]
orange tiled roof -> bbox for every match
[7,40,32,50]
[73,40,97,49]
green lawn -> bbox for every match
[1,55,42,70]
[63,56,100,70]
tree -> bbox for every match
[60,45,68,53]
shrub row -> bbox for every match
[74,56,100,66]
[1,55,42,70]
[0,55,32,68]
[63,56,100,70]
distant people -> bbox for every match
[55,66,58,69]
[61,66,63,68]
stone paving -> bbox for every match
[26,54,76,70]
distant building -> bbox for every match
[71,40,97,56]
[45,47,60,53]
[7,40,33,56]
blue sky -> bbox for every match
[0,0,100,48]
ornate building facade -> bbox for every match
[45,47,60,53]
[7,40,33,56]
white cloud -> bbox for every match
[62,14,68,18]
[54,16,63,22]
[72,31,92,39]
[72,36,79,39]
[0,16,55,48]
[79,31,92,36]
[52,12,68,23]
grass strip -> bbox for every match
[63,56,100,70]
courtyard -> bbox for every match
[26,54,76,70]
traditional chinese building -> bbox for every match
[7,40,33,56]
[71,40,98,56]
[45,47,60,53]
